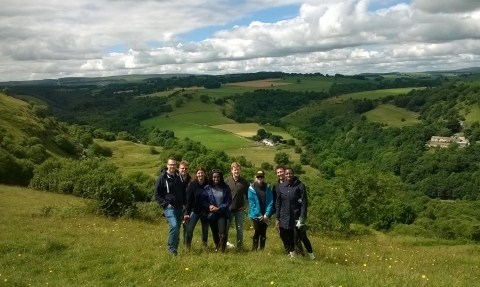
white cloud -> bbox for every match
[0,0,480,81]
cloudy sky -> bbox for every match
[1,0,480,81]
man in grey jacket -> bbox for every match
[224,162,249,249]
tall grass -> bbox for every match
[1,185,478,286]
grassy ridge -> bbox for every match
[1,185,479,286]
[364,105,421,127]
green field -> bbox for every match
[94,139,162,177]
[224,145,300,166]
[364,104,421,127]
[142,117,252,150]
[2,185,479,287]
[459,103,480,125]
[211,123,293,140]
[341,88,418,100]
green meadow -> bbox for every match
[212,123,294,140]
[341,88,419,100]
[142,117,252,150]
[94,139,162,177]
[364,104,421,127]
[1,185,479,287]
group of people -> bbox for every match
[154,157,315,259]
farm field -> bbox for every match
[211,123,294,140]
[142,117,252,150]
[94,139,162,177]
[340,88,419,100]
[364,104,420,127]
[1,185,479,287]
[144,76,369,99]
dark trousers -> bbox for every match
[252,219,268,249]
[294,228,313,253]
[279,227,295,253]
[210,215,229,252]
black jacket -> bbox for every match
[186,179,208,215]
[272,179,283,214]
[154,168,186,209]
[275,177,307,229]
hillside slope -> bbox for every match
[0,93,68,156]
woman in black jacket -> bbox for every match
[275,168,315,259]
[185,167,210,247]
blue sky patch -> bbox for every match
[179,4,300,43]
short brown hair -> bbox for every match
[179,160,189,167]
[275,164,286,171]
[231,162,241,169]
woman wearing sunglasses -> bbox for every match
[202,169,232,252]
[248,170,274,251]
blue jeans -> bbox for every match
[185,212,209,246]
[229,210,244,248]
[164,207,182,255]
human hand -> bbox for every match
[275,220,280,231]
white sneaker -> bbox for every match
[309,253,316,260]
[226,242,235,248]
[289,251,296,259]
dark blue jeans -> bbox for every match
[185,212,209,247]
[164,207,182,255]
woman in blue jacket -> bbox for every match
[202,169,232,252]
[248,170,274,251]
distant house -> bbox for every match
[428,135,469,148]
[262,139,276,146]
[459,121,467,129]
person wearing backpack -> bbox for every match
[248,170,274,251]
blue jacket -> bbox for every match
[248,183,274,219]
[202,184,232,221]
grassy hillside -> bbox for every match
[364,104,421,127]
[282,102,354,126]
[340,88,420,100]
[94,139,162,177]
[0,93,68,157]
[0,93,45,141]
[1,185,479,286]
[459,103,480,125]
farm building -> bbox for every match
[262,139,276,146]
[428,136,469,148]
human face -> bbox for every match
[167,159,176,174]
[255,175,264,184]
[285,169,294,182]
[212,172,221,186]
[179,164,189,177]
[276,168,285,181]
[231,167,240,179]
[196,170,205,182]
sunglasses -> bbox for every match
[256,176,264,178]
